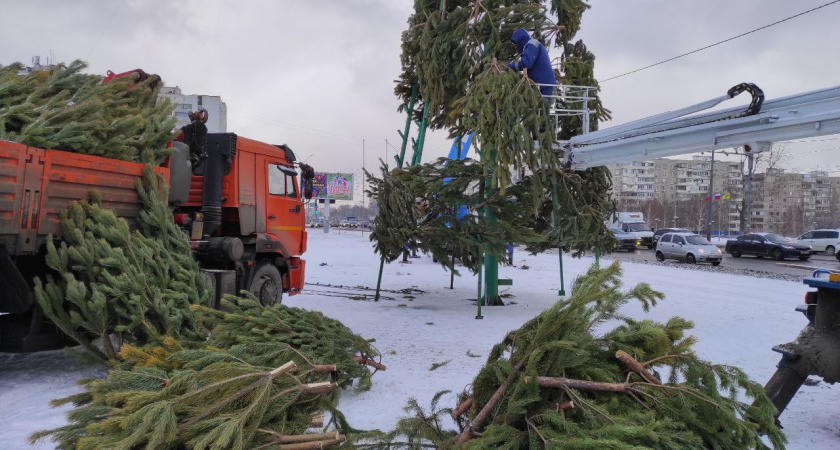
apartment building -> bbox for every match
[609,156,840,235]
[747,170,839,235]
[608,156,742,232]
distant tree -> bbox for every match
[731,143,790,234]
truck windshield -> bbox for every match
[628,223,651,232]
[686,236,711,245]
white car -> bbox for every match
[655,232,723,265]
[796,229,840,255]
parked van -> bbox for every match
[796,229,840,255]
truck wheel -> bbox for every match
[647,244,654,250]
[249,262,283,306]
[730,246,741,258]
[772,248,784,261]
[686,254,696,264]
[655,251,665,262]
[826,245,835,256]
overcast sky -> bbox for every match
[2,0,839,174]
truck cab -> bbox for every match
[611,212,654,249]
[175,133,307,307]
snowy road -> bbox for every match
[2,229,840,449]
[608,246,838,279]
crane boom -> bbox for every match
[562,83,840,169]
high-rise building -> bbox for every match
[608,156,742,233]
[608,157,840,235]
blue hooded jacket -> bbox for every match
[509,28,556,97]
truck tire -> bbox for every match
[249,262,283,306]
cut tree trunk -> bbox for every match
[353,355,387,371]
[615,350,661,385]
[526,376,632,393]
[452,397,474,418]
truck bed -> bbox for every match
[0,140,168,255]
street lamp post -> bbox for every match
[654,218,661,231]
[673,216,679,228]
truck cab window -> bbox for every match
[286,175,298,198]
[269,165,287,195]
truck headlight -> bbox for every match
[717,248,722,254]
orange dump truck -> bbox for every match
[0,131,310,350]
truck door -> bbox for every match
[264,161,304,255]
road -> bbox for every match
[607,247,838,278]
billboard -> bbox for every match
[312,172,353,200]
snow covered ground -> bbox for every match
[3,229,840,448]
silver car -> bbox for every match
[655,232,722,265]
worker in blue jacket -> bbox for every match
[508,28,556,99]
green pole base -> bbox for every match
[475,315,484,320]
[558,289,566,296]
[482,295,504,306]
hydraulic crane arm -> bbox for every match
[562,83,840,169]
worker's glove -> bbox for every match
[508,61,518,71]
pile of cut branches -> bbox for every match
[0,60,175,164]
[33,296,381,450]
[354,262,785,449]
[2,58,383,449]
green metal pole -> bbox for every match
[551,186,565,296]
[374,257,385,301]
[482,150,500,306]
[396,84,418,168]
[411,102,429,166]
[476,251,484,319]
[558,251,566,296]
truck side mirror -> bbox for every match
[299,163,315,200]
[622,224,629,232]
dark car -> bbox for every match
[725,233,811,261]
[609,227,640,251]
[652,228,691,245]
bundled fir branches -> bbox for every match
[367,156,617,272]
[454,60,555,194]
[367,158,542,272]
[353,262,786,449]
[371,0,618,271]
[0,60,175,164]
[34,167,207,361]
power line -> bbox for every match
[86,0,126,61]
[601,0,840,83]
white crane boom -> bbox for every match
[562,83,840,169]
